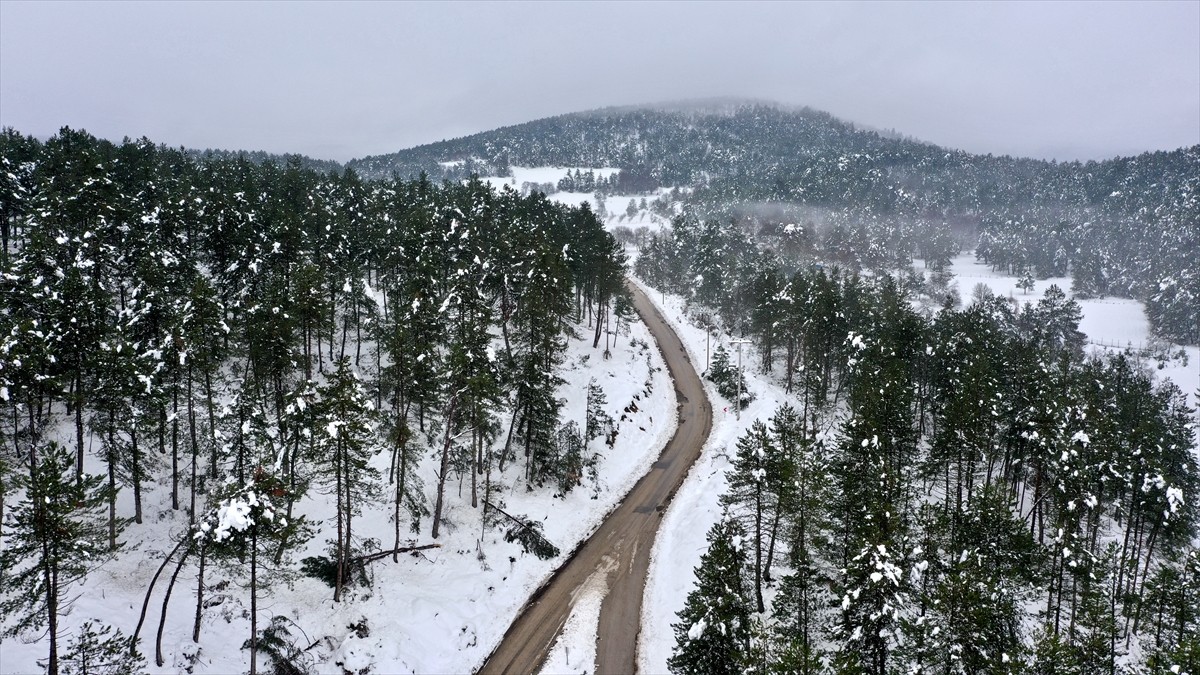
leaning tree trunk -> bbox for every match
[156,547,191,666]
[431,395,458,540]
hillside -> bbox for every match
[347,100,1199,344]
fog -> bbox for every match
[2,1,1196,162]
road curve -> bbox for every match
[478,280,713,675]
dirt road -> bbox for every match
[478,281,712,675]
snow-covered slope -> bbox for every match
[0,314,676,675]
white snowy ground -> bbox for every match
[937,253,1200,414]
[0,313,676,674]
[636,253,1200,673]
[536,564,609,675]
[480,166,672,232]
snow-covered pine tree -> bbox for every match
[195,471,307,675]
[706,344,752,409]
[584,377,612,443]
[720,419,779,614]
[669,518,753,675]
[59,620,147,675]
[1017,268,1036,295]
[0,443,123,675]
[310,357,382,601]
[906,484,1038,674]
[555,421,586,495]
[1141,547,1200,671]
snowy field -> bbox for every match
[636,254,1199,673]
[479,166,672,232]
[939,253,1199,414]
[0,313,676,675]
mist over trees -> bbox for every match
[350,102,1199,345]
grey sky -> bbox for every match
[2,1,1197,162]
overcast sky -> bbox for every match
[2,1,1197,162]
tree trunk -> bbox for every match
[107,423,117,549]
[334,437,344,602]
[172,370,180,511]
[74,371,84,483]
[471,407,480,510]
[134,537,188,656]
[132,426,143,524]
[193,544,206,643]
[431,396,458,539]
[592,296,606,348]
[393,437,410,563]
[764,506,782,583]
[47,564,59,675]
[249,526,258,675]
[156,548,191,666]
[499,392,521,474]
[354,294,363,366]
[754,492,765,614]
[344,446,354,597]
[188,364,198,524]
[205,368,217,479]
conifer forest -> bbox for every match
[635,217,1198,673]
[1,100,1198,675]
[0,128,629,674]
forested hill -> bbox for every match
[349,101,1199,344]
[346,101,924,185]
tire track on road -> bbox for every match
[478,280,712,675]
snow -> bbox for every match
[4,240,1193,674]
[637,251,1200,672]
[478,166,620,195]
[475,166,674,232]
[211,491,257,541]
[537,561,612,675]
[940,252,1199,424]
[633,274,793,674]
[0,311,676,675]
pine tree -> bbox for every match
[770,573,825,674]
[669,518,753,675]
[310,357,382,601]
[196,472,307,675]
[770,406,829,674]
[0,443,121,675]
[1142,547,1200,670]
[584,377,612,443]
[555,421,587,495]
[707,345,752,409]
[1017,268,1036,295]
[912,485,1039,674]
[721,420,778,614]
[60,620,147,675]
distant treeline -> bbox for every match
[347,104,1199,344]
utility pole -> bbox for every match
[730,338,752,421]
